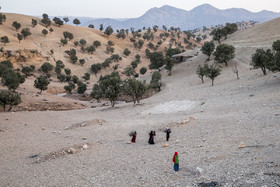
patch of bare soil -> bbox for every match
[30,142,99,163]
[64,119,107,130]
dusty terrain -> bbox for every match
[0,16,280,186]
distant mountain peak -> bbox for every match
[80,4,280,30]
[191,3,217,10]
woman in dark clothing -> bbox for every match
[166,128,171,141]
[148,131,156,144]
[131,131,137,143]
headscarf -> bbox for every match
[173,152,178,163]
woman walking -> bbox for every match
[148,131,156,144]
[131,131,137,143]
[173,152,179,171]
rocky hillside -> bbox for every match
[0,13,201,80]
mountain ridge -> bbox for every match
[74,4,280,30]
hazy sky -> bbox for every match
[1,0,280,18]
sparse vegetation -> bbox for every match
[73,18,81,26]
[214,44,235,66]
[12,21,21,31]
[202,41,215,61]
[1,36,9,46]
[34,75,50,93]
[165,56,174,75]
[122,78,146,105]
[205,64,221,86]
[0,90,21,111]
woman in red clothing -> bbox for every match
[173,152,179,171]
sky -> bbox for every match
[1,0,280,18]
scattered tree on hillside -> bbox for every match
[73,18,81,26]
[149,51,165,70]
[12,21,21,31]
[90,84,102,102]
[98,72,122,107]
[196,64,208,83]
[57,74,66,83]
[86,45,96,54]
[1,69,25,91]
[123,48,131,56]
[31,19,37,28]
[34,75,50,93]
[60,38,68,46]
[64,82,75,94]
[49,27,54,34]
[110,54,122,62]
[223,23,238,39]
[153,25,158,32]
[214,44,235,66]
[122,78,146,105]
[0,13,7,25]
[106,46,114,54]
[41,62,53,75]
[165,48,182,58]
[124,66,136,78]
[104,26,114,37]
[21,65,35,77]
[165,56,174,76]
[64,68,71,76]
[210,28,224,44]
[140,67,147,75]
[267,40,280,72]
[1,36,9,46]
[0,61,13,77]
[205,64,221,86]
[88,24,94,29]
[202,41,215,61]
[93,40,101,48]
[56,61,65,70]
[63,31,74,40]
[150,71,162,91]
[251,48,273,75]
[79,39,87,47]
[42,29,48,37]
[99,24,103,31]
[53,17,64,27]
[107,40,114,46]
[21,28,32,39]
[79,59,85,66]
[77,82,87,95]
[91,63,102,76]
[82,72,90,81]
[116,29,126,39]
[0,90,21,111]
[55,66,62,75]
[72,75,79,84]
[17,33,23,43]
[41,13,51,28]
[131,61,138,69]
[63,17,69,23]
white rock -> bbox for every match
[196,167,203,173]
[82,144,88,150]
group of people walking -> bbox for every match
[129,128,179,171]
[130,128,171,144]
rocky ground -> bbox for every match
[0,49,279,186]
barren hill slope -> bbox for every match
[225,17,280,64]
[0,13,280,186]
